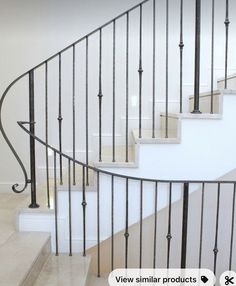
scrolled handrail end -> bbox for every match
[12,183,28,194]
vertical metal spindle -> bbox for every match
[45,62,50,208]
[152,0,156,137]
[153,182,158,268]
[181,183,189,268]
[97,172,100,277]
[192,0,202,114]
[85,37,89,185]
[111,175,114,271]
[179,0,184,113]
[58,53,63,184]
[210,0,215,114]
[124,178,129,268]
[224,0,230,89]
[72,45,76,185]
[165,0,169,137]
[213,183,221,274]
[68,160,72,256]
[53,151,59,255]
[166,182,172,268]
[112,21,116,163]
[139,180,143,268]
[29,70,39,209]
[82,166,87,257]
[229,183,236,270]
[199,182,205,268]
[138,4,143,139]
[98,29,103,162]
[126,13,129,162]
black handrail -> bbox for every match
[18,121,236,185]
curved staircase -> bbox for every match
[0,0,236,285]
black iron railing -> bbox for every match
[0,0,232,208]
[18,121,236,277]
[0,0,235,276]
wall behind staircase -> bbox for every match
[1,0,236,191]
[0,0,140,191]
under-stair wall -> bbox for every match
[86,173,236,278]
[18,168,236,280]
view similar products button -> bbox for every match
[108,269,216,286]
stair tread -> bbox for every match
[0,231,50,286]
[88,274,109,286]
[34,254,91,286]
[132,129,179,144]
[160,112,222,119]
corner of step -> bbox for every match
[34,253,91,286]
[0,231,51,286]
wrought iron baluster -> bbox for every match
[139,180,143,268]
[199,182,205,268]
[72,45,76,185]
[111,175,114,270]
[113,21,116,163]
[210,0,215,113]
[166,182,172,268]
[85,37,89,185]
[165,0,169,137]
[152,0,156,137]
[45,62,50,208]
[181,183,189,268]
[192,0,201,114]
[229,183,236,270]
[82,166,87,257]
[98,29,103,162]
[213,183,221,274]
[29,70,39,208]
[153,181,158,268]
[58,53,63,184]
[179,0,184,113]
[125,178,129,268]
[53,151,59,255]
[68,159,72,256]
[126,13,129,162]
[138,4,143,139]
[97,172,101,277]
[224,0,230,89]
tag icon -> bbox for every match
[201,276,209,284]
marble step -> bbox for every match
[0,231,50,286]
[87,274,109,286]
[34,254,91,286]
